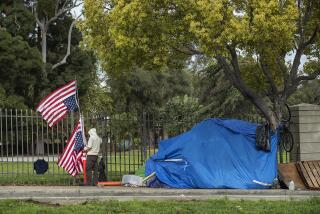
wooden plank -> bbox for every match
[297,162,314,188]
[314,161,320,176]
[310,161,320,190]
[303,161,320,189]
[310,161,320,187]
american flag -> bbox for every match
[36,80,79,127]
[58,119,86,176]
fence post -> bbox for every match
[141,112,148,163]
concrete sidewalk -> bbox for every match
[0,186,320,204]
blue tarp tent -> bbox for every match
[145,118,278,189]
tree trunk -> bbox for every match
[41,28,47,64]
[216,54,281,130]
[39,23,48,97]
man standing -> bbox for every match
[84,128,102,186]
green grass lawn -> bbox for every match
[0,161,137,185]
[0,149,289,185]
[0,161,82,185]
[0,198,319,214]
[0,150,154,185]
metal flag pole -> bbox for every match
[74,77,81,115]
[75,77,87,185]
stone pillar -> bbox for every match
[290,103,320,161]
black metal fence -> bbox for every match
[0,109,290,185]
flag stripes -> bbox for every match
[36,80,78,127]
[58,121,84,176]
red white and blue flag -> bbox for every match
[36,80,79,127]
[58,119,86,176]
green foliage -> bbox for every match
[161,95,202,136]
[0,30,42,108]
[81,0,320,124]
[288,80,320,105]
[0,1,35,42]
[82,83,113,114]
[110,67,193,113]
[1,1,100,110]
[81,0,298,72]
[36,0,57,20]
[44,15,98,108]
[0,85,27,109]
[80,0,193,74]
[192,63,257,118]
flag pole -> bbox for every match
[75,77,87,185]
[75,77,81,115]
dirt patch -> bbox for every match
[24,199,61,207]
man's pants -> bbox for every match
[86,155,98,185]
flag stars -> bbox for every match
[63,95,79,112]
[74,128,84,151]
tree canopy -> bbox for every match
[81,0,320,128]
[0,0,99,109]
[0,30,42,108]
[109,67,193,113]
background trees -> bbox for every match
[81,0,320,128]
[1,0,319,124]
[0,29,42,108]
[109,67,193,113]
[0,0,98,109]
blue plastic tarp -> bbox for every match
[145,118,278,189]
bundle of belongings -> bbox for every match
[142,118,278,189]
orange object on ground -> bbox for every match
[97,181,122,186]
[82,157,87,185]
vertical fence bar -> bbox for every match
[10,109,13,182]
[51,121,55,184]
[119,117,122,177]
[57,120,61,185]
[146,113,149,161]
[114,115,117,180]
[58,118,62,185]
[0,109,3,181]
[131,122,135,175]
[128,117,131,175]
[0,109,3,179]
[152,113,156,155]
[15,109,19,181]
[31,110,34,179]
[109,115,112,180]
[142,112,147,164]
[26,109,30,185]
[21,109,24,184]
[5,109,8,181]
[61,119,65,185]
[46,117,49,185]
[102,116,107,181]
[36,109,39,184]
[147,113,151,160]
[41,110,44,185]
[105,117,109,181]
[138,115,141,174]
